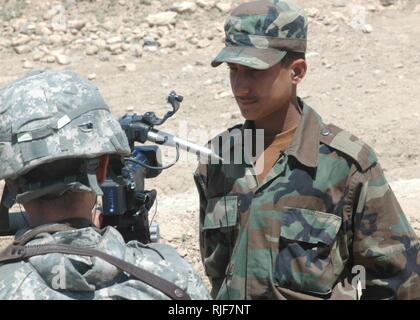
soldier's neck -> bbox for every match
[254,97,301,137]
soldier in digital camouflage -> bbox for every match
[0,70,210,300]
[194,0,420,300]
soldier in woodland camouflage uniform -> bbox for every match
[194,0,420,300]
[0,70,210,300]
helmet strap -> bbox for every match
[84,158,104,197]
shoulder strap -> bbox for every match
[0,223,191,300]
[0,243,190,300]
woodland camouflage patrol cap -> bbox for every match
[212,0,308,70]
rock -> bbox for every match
[126,63,137,72]
[196,0,215,9]
[332,0,346,7]
[22,60,34,69]
[362,24,373,33]
[93,39,106,50]
[87,73,97,80]
[46,55,56,63]
[37,25,52,36]
[49,34,62,45]
[11,35,31,47]
[146,12,177,26]
[144,45,158,52]
[170,2,197,13]
[51,18,67,32]
[68,20,86,31]
[20,24,36,35]
[43,8,59,20]
[14,45,31,54]
[349,5,368,31]
[215,91,233,99]
[0,39,12,49]
[159,38,177,48]
[394,63,404,69]
[106,36,123,45]
[55,54,71,65]
[196,39,210,49]
[106,43,121,52]
[143,35,159,47]
[306,8,320,18]
[86,45,99,55]
[98,52,111,62]
[32,51,45,61]
[379,0,397,7]
[133,44,143,58]
[188,37,199,45]
[121,43,130,51]
[118,0,126,5]
[216,2,231,12]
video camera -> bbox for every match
[0,91,221,243]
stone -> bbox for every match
[216,2,231,12]
[196,0,215,9]
[133,45,143,58]
[106,36,123,45]
[22,60,34,69]
[55,54,70,65]
[146,11,177,26]
[32,51,45,61]
[362,24,373,33]
[170,2,197,13]
[49,34,62,45]
[20,24,36,35]
[196,39,210,49]
[14,45,31,54]
[46,55,56,63]
[68,20,86,31]
[86,45,99,55]
[11,35,31,47]
[126,63,137,72]
[121,43,131,51]
[87,73,97,80]
[379,0,397,6]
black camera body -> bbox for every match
[100,145,162,243]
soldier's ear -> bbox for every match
[290,59,307,84]
[96,155,109,184]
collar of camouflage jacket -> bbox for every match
[240,98,324,168]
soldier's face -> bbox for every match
[228,62,294,121]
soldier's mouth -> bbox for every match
[236,96,258,105]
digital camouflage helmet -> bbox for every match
[0,69,130,205]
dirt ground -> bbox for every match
[0,0,419,289]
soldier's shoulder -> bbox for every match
[319,123,378,172]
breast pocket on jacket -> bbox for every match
[274,206,343,296]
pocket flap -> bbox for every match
[203,195,238,230]
[280,207,342,246]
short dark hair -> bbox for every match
[281,51,306,67]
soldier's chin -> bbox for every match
[239,107,260,121]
